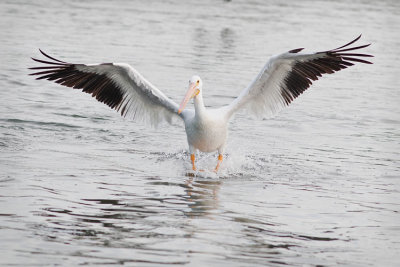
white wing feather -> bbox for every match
[30,50,187,127]
[225,35,373,119]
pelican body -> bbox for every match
[29,35,372,172]
[179,79,229,170]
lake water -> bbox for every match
[1,0,399,266]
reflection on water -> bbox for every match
[24,178,223,265]
[183,178,221,217]
[1,0,400,266]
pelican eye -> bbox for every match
[196,80,200,84]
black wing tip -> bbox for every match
[38,49,69,64]
[330,35,372,51]
[331,34,362,51]
[289,48,304,53]
[364,43,372,49]
[29,50,74,74]
[280,34,373,105]
[325,35,373,64]
[354,33,362,42]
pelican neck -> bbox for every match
[194,93,206,116]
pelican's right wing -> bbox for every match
[225,35,373,119]
[30,50,185,126]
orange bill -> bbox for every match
[178,82,199,114]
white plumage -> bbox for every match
[30,35,372,172]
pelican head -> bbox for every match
[178,75,202,114]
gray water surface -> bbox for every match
[1,0,399,266]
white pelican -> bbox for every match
[30,35,372,172]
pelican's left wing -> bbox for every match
[225,35,373,119]
[30,50,183,126]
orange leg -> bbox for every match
[214,154,223,172]
[191,154,196,171]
